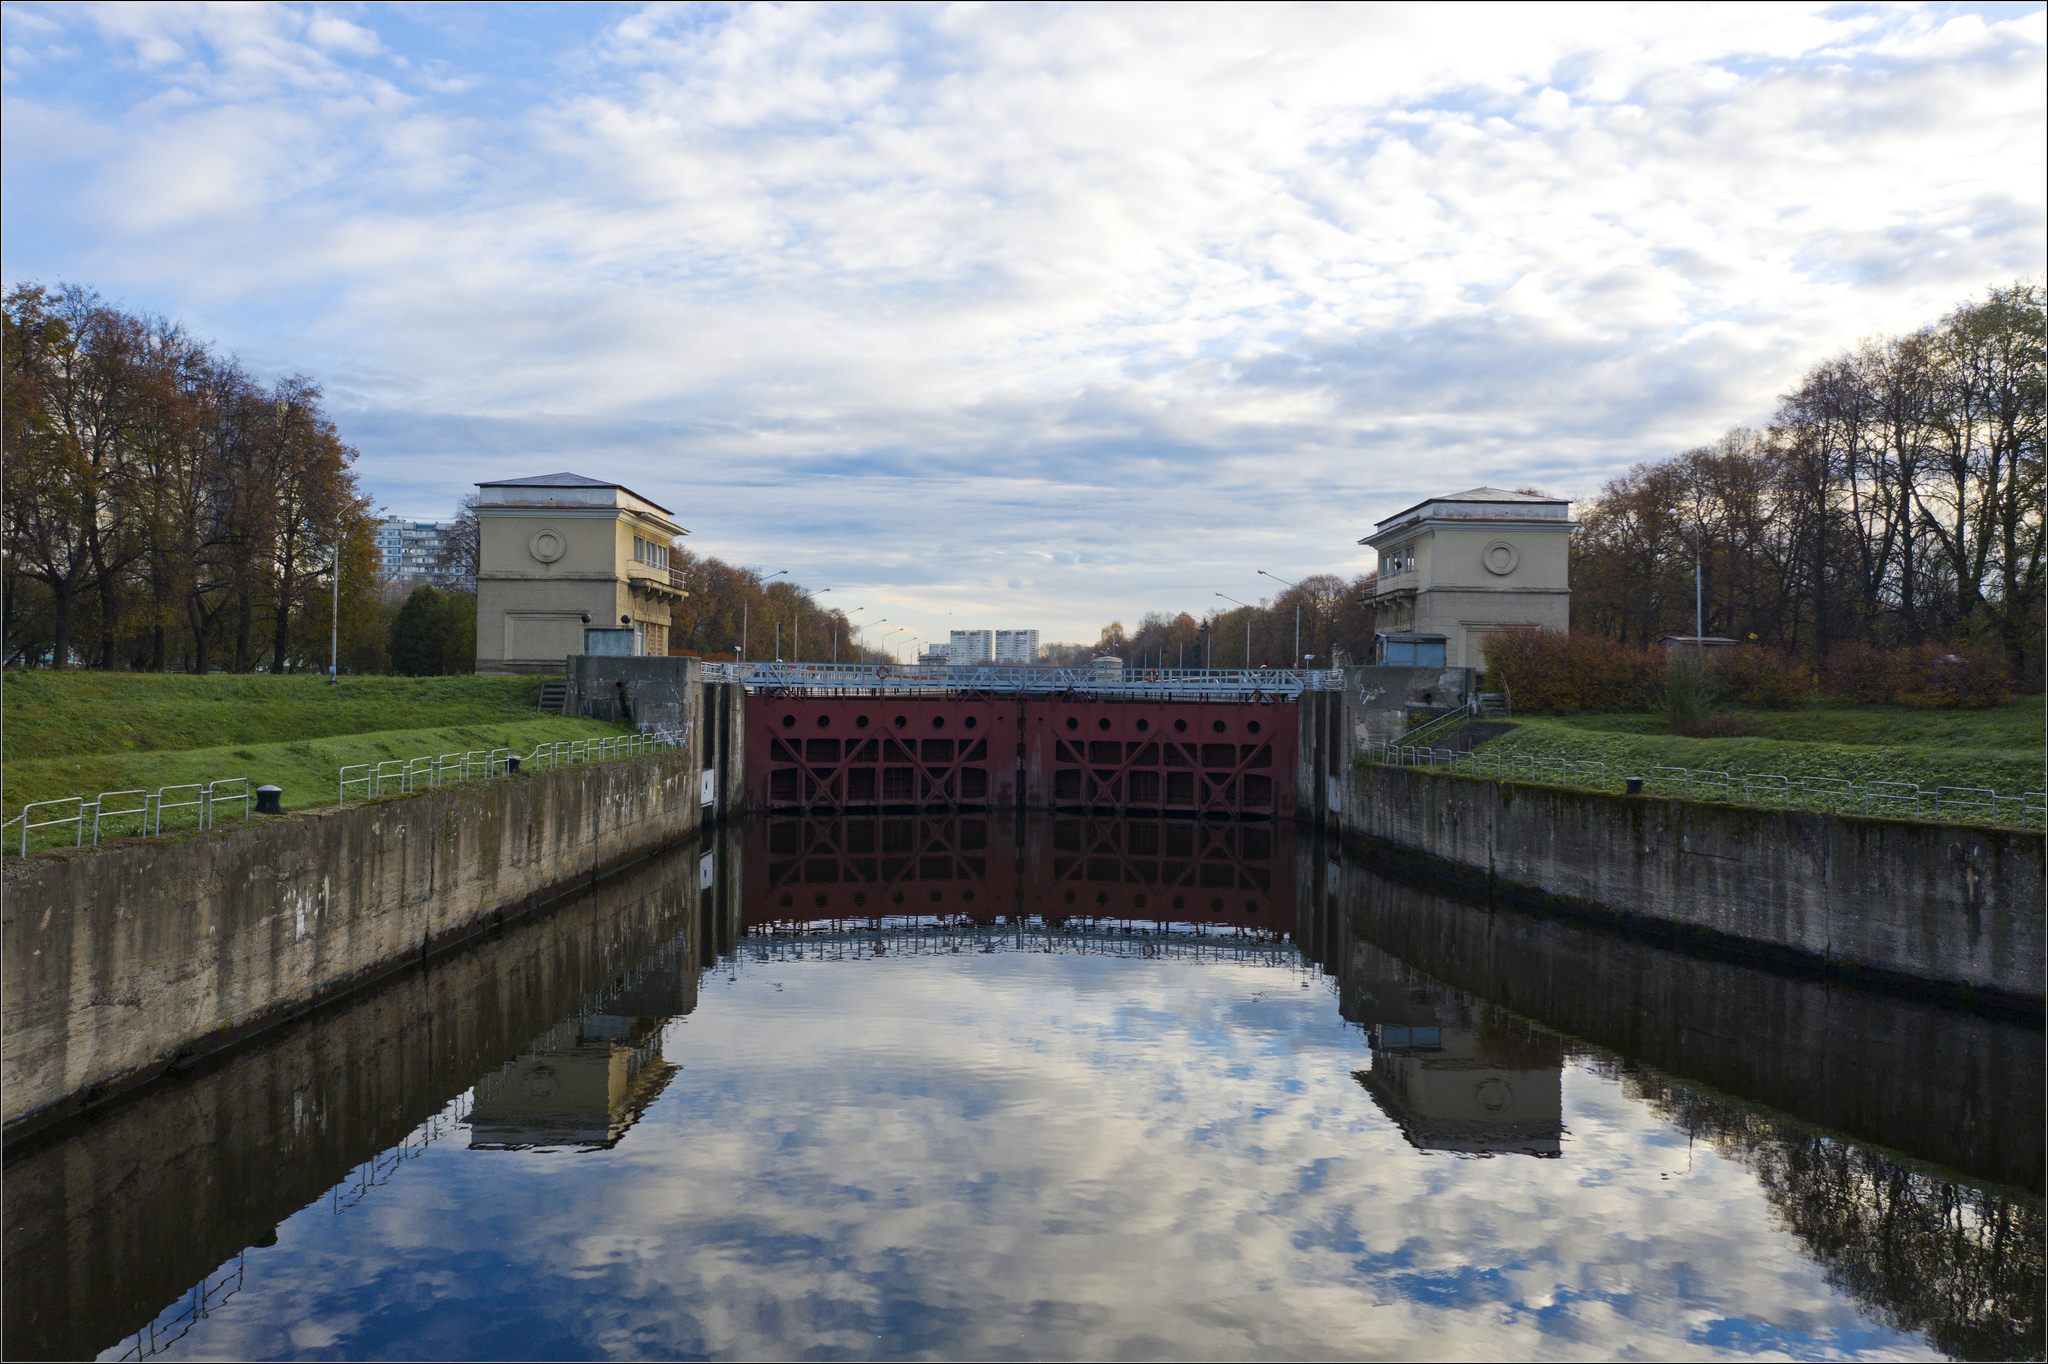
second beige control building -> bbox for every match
[474,472,687,674]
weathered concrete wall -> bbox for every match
[567,653,698,731]
[1,743,728,1138]
[1295,846,2043,1191]
[3,824,741,1362]
[1331,763,2044,1006]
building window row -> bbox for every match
[632,535,670,571]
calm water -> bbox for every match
[5,815,2040,1361]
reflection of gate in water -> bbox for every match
[747,696,1298,818]
[743,814,1295,933]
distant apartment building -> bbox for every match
[993,629,1039,664]
[948,629,994,665]
[918,645,952,666]
[374,516,463,589]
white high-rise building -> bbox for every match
[993,629,1039,664]
[948,629,994,665]
[374,516,465,589]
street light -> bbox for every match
[1258,570,1302,669]
[835,605,864,664]
[857,616,884,666]
[1216,593,1253,669]
[743,569,788,661]
[329,545,341,685]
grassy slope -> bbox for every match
[1476,700,2045,795]
[2,674,633,833]
[3,672,552,762]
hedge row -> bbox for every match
[1482,629,2011,713]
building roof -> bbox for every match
[476,472,673,516]
[1375,487,1567,528]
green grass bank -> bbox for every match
[1473,700,2045,796]
[2,674,629,835]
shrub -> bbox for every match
[1902,643,2011,709]
[1821,641,2010,708]
[1822,643,1903,705]
[1483,628,1662,713]
[389,585,476,676]
[1664,648,1715,727]
[1713,645,1811,709]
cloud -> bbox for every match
[2,1,2041,642]
[132,948,1936,1360]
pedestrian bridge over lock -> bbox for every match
[700,662,1343,699]
[699,665,1342,819]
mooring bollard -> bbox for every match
[507,755,521,774]
[1624,777,1645,796]
[255,785,283,814]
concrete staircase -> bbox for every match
[1478,692,1511,718]
[535,679,569,715]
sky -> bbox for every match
[3,2,2043,649]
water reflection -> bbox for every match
[0,813,2036,1362]
[1345,957,1565,1157]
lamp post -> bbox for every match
[1257,570,1302,668]
[859,618,884,666]
[329,547,341,684]
[1215,593,1253,669]
[744,569,788,661]
[883,626,908,664]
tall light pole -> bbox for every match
[836,605,864,665]
[883,626,908,663]
[329,546,341,684]
[745,569,788,661]
[859,618,885,665]
[1257,570,1302,668]
[1216,592,1253,669]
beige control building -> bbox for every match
[475,472,687,675]
[1360,487,1573,671]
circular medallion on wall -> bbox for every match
[530,529,566,563]
[1481,539,1518,576]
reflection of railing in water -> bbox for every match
[330,1091,476,1214]
[736,916,1310,970]
[113,1254,246,1362]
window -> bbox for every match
[631,536,668,570]
[1379,638,1446,667]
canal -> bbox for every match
[4,814,2040,1361]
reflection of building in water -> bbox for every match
[1343,955,1563,1158]
[468,938,693,1150]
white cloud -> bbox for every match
[2,1,2041,642]
[127,949,1940,1360]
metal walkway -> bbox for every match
[702,661,1343,698]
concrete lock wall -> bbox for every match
[2,673,749,1140]
[1296,687,2046,1006]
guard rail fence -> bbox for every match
[3,726,689,858]
[1364,741,2047,830]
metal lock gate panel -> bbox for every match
[746,696,1298,818]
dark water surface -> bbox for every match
[5,814,2040,1361]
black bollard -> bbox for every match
[1624,777,1645,795]
[255,785,283,814]
[507,755,521,775]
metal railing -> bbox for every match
[701,661,1345,699]
[1393,697,1480,748]
[1364,741,2047,829]
[5,776,261,856]
[337,726,688,805]
[7,728,690,858]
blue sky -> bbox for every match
[4,2,2043,648]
